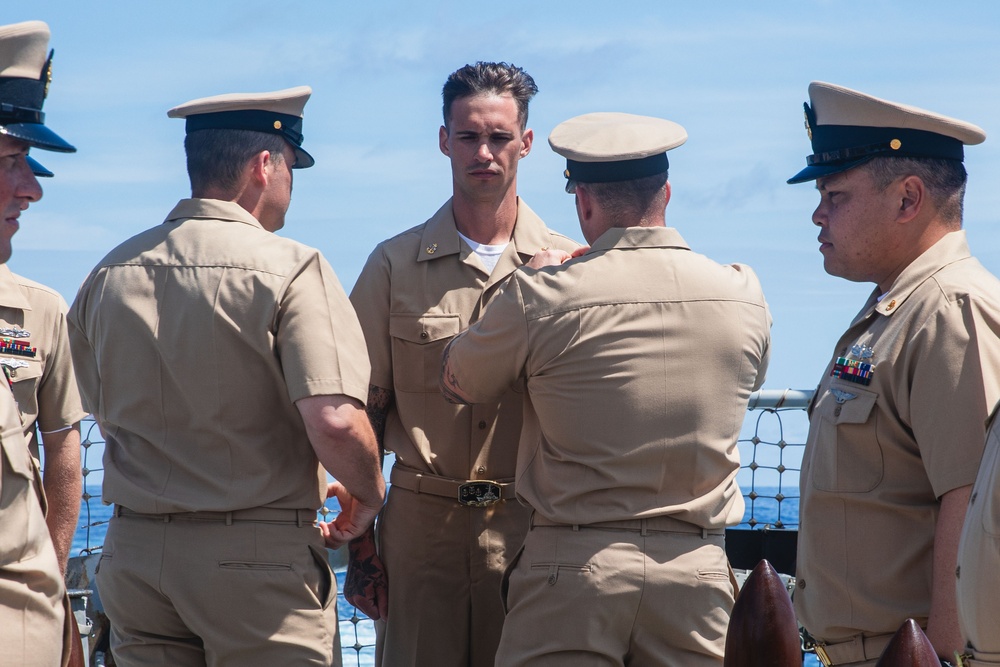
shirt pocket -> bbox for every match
[810,384,883,493]
[8,362,41,420]
[389,314,461,393]
[0,430,42,563]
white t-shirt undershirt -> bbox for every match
[457,231,509,274]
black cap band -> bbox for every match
[0,101,44,125]
[565,153,669,184]
[807,124,964,166]
[185,109,305,147]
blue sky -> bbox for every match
[8,1,1000,393]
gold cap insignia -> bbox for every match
[564,168,570,178]
[273,120,282,130]
[890,139,901,150]
[43,56,53,100]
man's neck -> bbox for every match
[452,190,519,245]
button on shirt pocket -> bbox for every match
[810,385,883,493]
[389,314,461,392]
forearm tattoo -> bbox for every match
[366,385,394,464]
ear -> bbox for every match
[575,183,594,220]
[896,175,925,225]
[439,125,450,157]
[663,179,672,208]
[249,150,271,187]
[519,128,534,158]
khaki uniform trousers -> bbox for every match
[98,509,340,667]
[1,439,68,667]
[495,517,733,667]
[375,485,529,667]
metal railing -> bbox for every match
[62,387,814,666]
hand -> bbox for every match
[345,528,389,620]
[318,481,382,549]
[526,245,589,269]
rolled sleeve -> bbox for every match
[350,245,393,390]
[910,294,1000,497]
[37,298,88,432]
[277,253,371,405]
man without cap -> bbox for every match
[346,62,579,666]
[67,87,385,667]
[0,19,85,667]
[441,111,771,666]
[788,82,1000,666]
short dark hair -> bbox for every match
[184,129,288,194]
[442,62,538,130]
[580,172,670,227]
[862,156,968,223]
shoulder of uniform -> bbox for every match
[5,272,67,306]
[544,229,583,251]
[377,222,427,247]
[363,223,430,264]
[927,257,1000,303]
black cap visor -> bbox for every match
[291,145,314,170]
[787,156,874,184]
[26,154,53,178]
[2,121,76,153]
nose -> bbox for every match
[476,142,493,162]
[811,201,825,227]
[18,159,42,204]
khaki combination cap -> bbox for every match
[0,20,76,178]
[549,112,686,191]
[168,86,315,169]
[788,81,986,184]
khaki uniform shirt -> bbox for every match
[350,198,577,481]
[957,411,1000,654]
[0,265,87,459]
[445,226,772,528]
[68,198,370,514]
[0,385,66,664]
[796,231,1000,642]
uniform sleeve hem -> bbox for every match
[288,380,370,406]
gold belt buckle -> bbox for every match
[458,481,502,507]
[814,645,833,666]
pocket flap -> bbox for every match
[1,432,34,478]
[389,314,461,344]
[825,385,877,425]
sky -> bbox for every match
[8,1,1000,395]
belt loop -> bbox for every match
[296,510,305,528]
[571,524,580,532]
[224,512,233,526]
[114,505,122,518]
[163,514,171,523]
[702,527,709,539]
[414,473,423,494]
[529,511,537,530]
[640,519,648,537]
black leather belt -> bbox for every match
[390,465,513,507]
[114,505,315,526]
